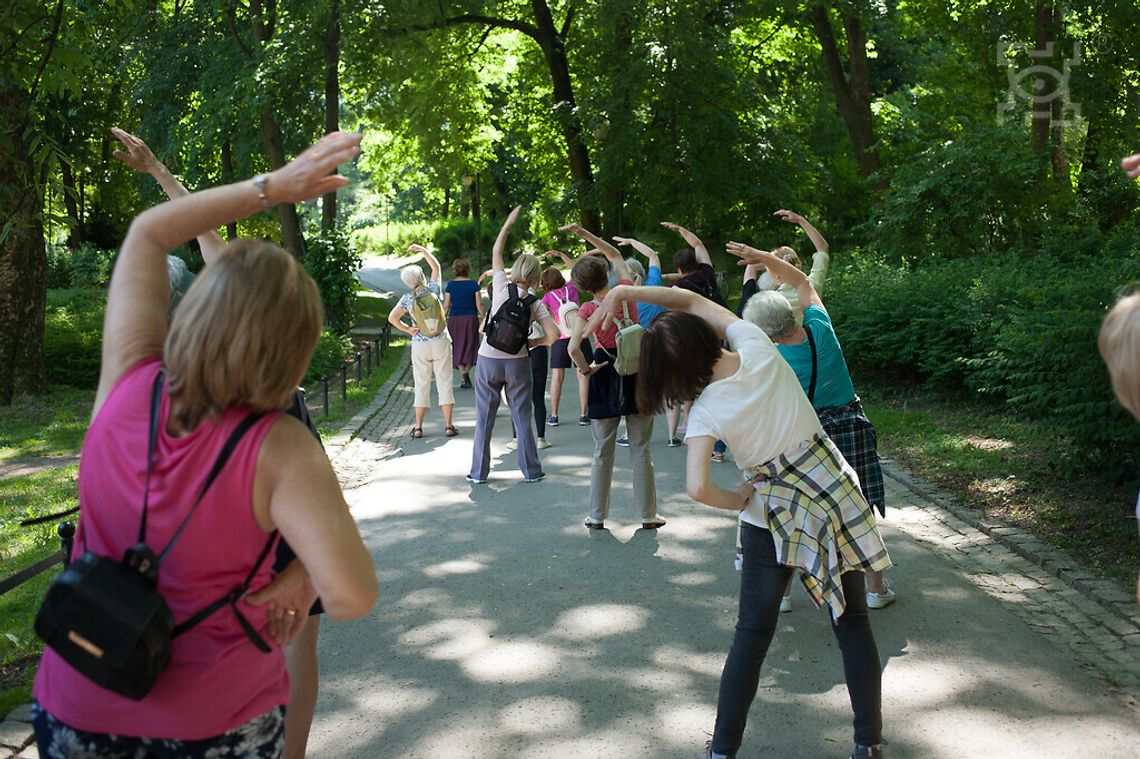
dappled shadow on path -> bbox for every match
[311,405,1140,758]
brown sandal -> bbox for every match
[411,427,423,438]
[445,425,459,437]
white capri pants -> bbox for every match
[411,336,455,408]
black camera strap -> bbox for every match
[138,370,275,651]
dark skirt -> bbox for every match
[449,314,481,367]
[587,345,638,419]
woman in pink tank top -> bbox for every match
[31,133,377,758]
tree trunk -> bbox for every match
[220,137,238,240]
[0,87,47,403]
[1032,2,1067,184]
[59,159,81,247]
[809,6,885,188]
[321,0,340,232]
[529,1,600,231]
[599,7,633,240]
[442,185,450,219]
[244,0,305,257]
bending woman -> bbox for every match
[467,206,557,484]
[731,241,894,609]
[563,225,661,531]
[589,284,889,759]
[33,132,377,756]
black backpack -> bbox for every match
[485,283,537,354]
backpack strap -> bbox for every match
[805,327,818,403]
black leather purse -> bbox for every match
[35,371,275,700]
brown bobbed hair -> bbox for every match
[541,267,565,293]
[673,248,697,274]
[636,311,723,415]
[571,255,609,294]
[164,239,323,431]
[452,258,471,277]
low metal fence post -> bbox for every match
[320,375,329,416]
[355,352,362,383]
[340,364,348,402]
[365,344,372,375]
[59,521,75,558]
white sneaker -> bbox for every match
[536,437,551,449]
[505,439,517,450]
[779,596,792,614]
[866,586,896,610]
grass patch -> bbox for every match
[858,376,1139,585]
[0,387,93,461]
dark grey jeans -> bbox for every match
[711,522,882,755]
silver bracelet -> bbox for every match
[252,174,272,211]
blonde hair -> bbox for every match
[1099,291,1140,420]
[774,245,801,270]
[164,240,323,430]
[511,253,541,289]
[400,265,426,289]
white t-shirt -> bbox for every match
[478,270,552,360]
[685,320,823,527]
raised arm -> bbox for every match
[661,221,710,265]
[612,235,662,272]
[111,127,228,263]
[545,249,575,269]
[727,241,823,315]
[96,132,360,416]
[774,209,829,254]
[593,284,737,341]
[492,205,522,273]
[408,243,441,287]
[560,223,631,281]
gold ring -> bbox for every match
[285,609,297,616]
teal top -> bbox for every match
[776,304,856,409]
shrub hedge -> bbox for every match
[827,224,1140,481]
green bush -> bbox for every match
[305,329,354,383]
[69,243,115,289]
[43,289,106,389]
[305,227,362,335]
[828,226,1140,480]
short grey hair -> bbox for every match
[744,290,796,341]
[167,255,189,295]
[400,265,426,289]
[624,257,645,285]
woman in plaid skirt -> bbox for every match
[586,284,891,759]
[732,241,895,611]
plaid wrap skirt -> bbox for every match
[746,432,892,620]
[816,398,885,516]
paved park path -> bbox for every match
[305,355,1140,759]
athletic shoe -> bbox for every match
[850,744,884,759]
[505,439,517,450]
[546,415,560,426]
[779,596,792,614]
[710,451,725,463]
[695,742,734,759]
[578,415,590,426]
[667,437,683,447]
[616,436,630,447]
[465,474,487,484]
[584,518,605,529]
[641,518,666,530]
[536,437,551,449]
[523,472,546,483]
[866,586,896,610]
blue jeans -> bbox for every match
[711,522,882,755]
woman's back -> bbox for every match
[34,357,289,740]
[446,278,480,316]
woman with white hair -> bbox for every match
[388,244,456,438]
[467,207,558,484]
[730,241,895,611]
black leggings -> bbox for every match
[512,345,549,438]
[711,522,882,754]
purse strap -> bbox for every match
[805,327,818,403]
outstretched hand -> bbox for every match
[559,222,586,236]
[1124,153,1140,180]
[726,240,769,265]
[110,127,161,174]
[407,243,429,256]
[269,131,361,205]
[245,559,318,647]
[612,236,634,247]
[578,360,609,378]
[503,205,522,228]
[774,209,805,225]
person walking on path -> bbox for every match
[388,244,456,439]
[589,283,890,759]
[467,206,558,484]
[732,241,895,612]
[443,258,484,389]
[562,224,661,531]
